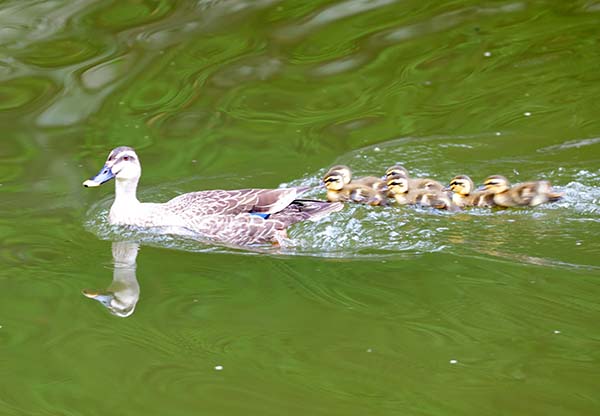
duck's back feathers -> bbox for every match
[270,199,344,224]
[165,187,309,216]
[186,200,343,245]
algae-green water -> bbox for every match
[1,1,599,415]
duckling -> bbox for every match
[384,164,444,192]
[323,165,387,205]
[384,165,409,180]
[479,175,563,207]
[325,165,386,189]
[387,176,457,210]
[445,175,495,208]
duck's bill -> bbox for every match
[442,186,452,192]
[83,164,115,187]
[82,289,113,305]
[476,185,487,192]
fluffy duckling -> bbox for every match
[445,175,495,208]
[326,165,386,189]
[387,176,456,210]
[323,166,387,206]
[384,165,409,181]
[384,164,444,192]
[479,175,563,207]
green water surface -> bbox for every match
[1,1,599,415]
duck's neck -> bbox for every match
[114,177,140,206]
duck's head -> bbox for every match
[386,176,409,195]
[422,180,444,192]
[323,165,352,184]
[323,170,347,191]
[445,175,475,195]
[323,165,352,191]
[479,175,510,193]
[82,289,137,318]
[384,165,409,180]
[83,146,141,187]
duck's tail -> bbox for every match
[270,199,344,226]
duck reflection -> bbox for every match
[83,241,140,318]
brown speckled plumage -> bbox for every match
[83,147,343,245]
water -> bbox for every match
[1,1,599,415]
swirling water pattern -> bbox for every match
[1,1,600,415]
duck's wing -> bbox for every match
[165,187,310,217]
[187,200,344,245]
[187,214,283,245]
[269,199,344,225]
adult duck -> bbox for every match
[83,146,343,245]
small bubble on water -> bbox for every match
[575,241,582,246]
[374,147,381,152]
[495,132,501,136]
[214,365,223,371]
[483,51,491,57]
[553,330,561,334]
[450,359,458,364]
[524,112,532,117]
[367,348,373,353]
[192,160,197,164]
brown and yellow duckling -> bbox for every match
[479,175,563,207]
[445,175,495,208]
[323,165,387,206]
[387,176,457,211]
[384,164,444,192]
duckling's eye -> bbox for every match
[123,156,129,161]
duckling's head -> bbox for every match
[83,146,141,187]
[323,171,346,191]
[481,175,510,193]
[446,175,475,195]
[422,180,444,192]
[384,165,409,180]
[386,176,409,195]
[323,165,352,185]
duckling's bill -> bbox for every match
[83,164,115,187]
